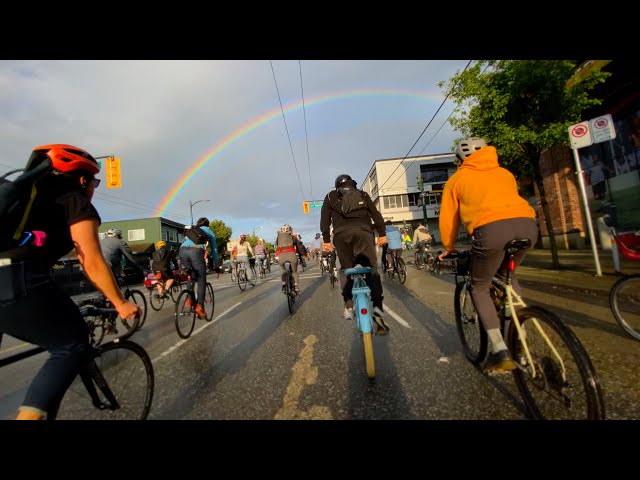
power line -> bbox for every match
[269,60,306,202]
[299,60,313,199]
[377,60,473,193]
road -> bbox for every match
[1,259,638,420]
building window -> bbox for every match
[169,231,177,242]
[178,234,185,243]
[161,229,168,241]
[382,194,410,209]
[408,192,421,207]
[420,166,449,184]
[128,229,145,242]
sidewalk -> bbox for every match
[398,246,640,296]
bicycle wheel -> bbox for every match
[609,274,640,341]
[363,332,375,379]
[415,251,423,270]
[286,274,294,314]
[426,253,436,272]
[175,290,196,339]
[238,269,247,291]
[203,282,215,322]
[51,340,154,420]
[387,258,395,279]
[330,270,337,288]
[250,268,257,286]
[397,258,407,284]
[231,268,237,283]
[86,314,106,346]
[122,289,148,330]
[149,288,165,311]
[454,281,487,364]
[170,282,182,303]
[507,306,605,420]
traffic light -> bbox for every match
[106,157,122,189]
[303,201,310,214]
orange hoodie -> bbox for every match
[439,146,535,251]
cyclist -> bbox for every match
[179,216,218,319]
[235,234,255,282]
[151,240,175,298]
[100,227,139,278]
[382,220,403,272]
[412,224,433,266]
[294,233,307,268]
[320,174,389,334]
[254,238,268,274]
[438,137,537,373]
[0,144,140,420]
[275,224,304,294]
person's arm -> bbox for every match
[364,192,386,238]
[119,240,139,267]
[71,219,139,319]
[206,230,219,264]
[439,183,461,254]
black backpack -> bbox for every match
[184,225,209,245]
[0,159,53,252]
[337,188,368,218]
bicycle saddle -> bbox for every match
[504,239,531,253]
[345,265,372,275]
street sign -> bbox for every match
[303,201,310,214]
[589,114,616,144]
[309,202,323,208]
[568,121,593,149]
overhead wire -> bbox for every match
[299,60,313,199]
[269,60,306,202]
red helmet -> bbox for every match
[28,144,100,175]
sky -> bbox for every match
[0,60,468,245]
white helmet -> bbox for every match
[280,224,292,233]
[106,228,122,238]
[454,137,488,162]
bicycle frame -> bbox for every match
[345,267,374,335]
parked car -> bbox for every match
[222,260,232,273]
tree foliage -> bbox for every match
[209,219,232,255]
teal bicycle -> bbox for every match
[344,265,376,380]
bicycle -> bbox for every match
[144,270,182,311]
[236,260,257,292]
[385,247,407,284]
[282,260,298,314]
[77,274,148,344]
[451,239,605,420]
[344,265,377,380]
[414,240,435,272]
[609,229,640,341]
[0,306,154,420]
[256,257,267,280]
[174,268,215,339]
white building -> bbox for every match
[362,153,459,242]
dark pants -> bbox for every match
[0,281,90,416]
[381,244,388,270]
[179,246,207,307]
[469,217,538,330]
[333,226,384,310]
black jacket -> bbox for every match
[320,189,385,243]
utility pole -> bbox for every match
[417,174,428,224]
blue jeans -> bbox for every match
[179,246,208,307]
[0,281,90,416]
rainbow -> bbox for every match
[156,87,443,214]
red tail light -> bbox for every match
[509,260,516,271]
[361,308,368,315]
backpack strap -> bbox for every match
[13,183,38,241]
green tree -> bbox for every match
[209,219,232,257]
[246,233,259,247]
[439,60,610,268]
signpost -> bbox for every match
[303,200,323,214]
[568,114,617,277]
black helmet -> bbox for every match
[335,174,355,189]
[196,217,210,227]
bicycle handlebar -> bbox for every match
[79,305,141,343]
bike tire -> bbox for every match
[250,267,257,286]
[50,340,154,420]
[508,306,605,420]
[426,253,436,272]
[415,251,423,270]
[87,314,106,346]
[609,274,640,341]
[397,258,407,284]
[204,282,215,322]
[231,268,237,283]
[170,282,182,303]
[238,269,247,291]
[330,270,336,288]
[122,289,148,330]
[175,290,196,339]
[363,332,375,379]
[149,288,165,311]
[286,274,294,314]
[454,281,487,364]
[387,260,395,279]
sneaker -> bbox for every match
[195,304,207,319]
[372,307,390,335]
[294,285,301,296]
[483,349,517,374]
[281,284,286,293]
[343,307,354,320]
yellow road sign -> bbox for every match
[303,201,310,214]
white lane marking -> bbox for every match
[152,302,242,363]
[383,305,411,328]
[266,273,322,283]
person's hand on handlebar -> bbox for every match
[376,236,387,247]
[114,299,141,320]
[438,249,456,262]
